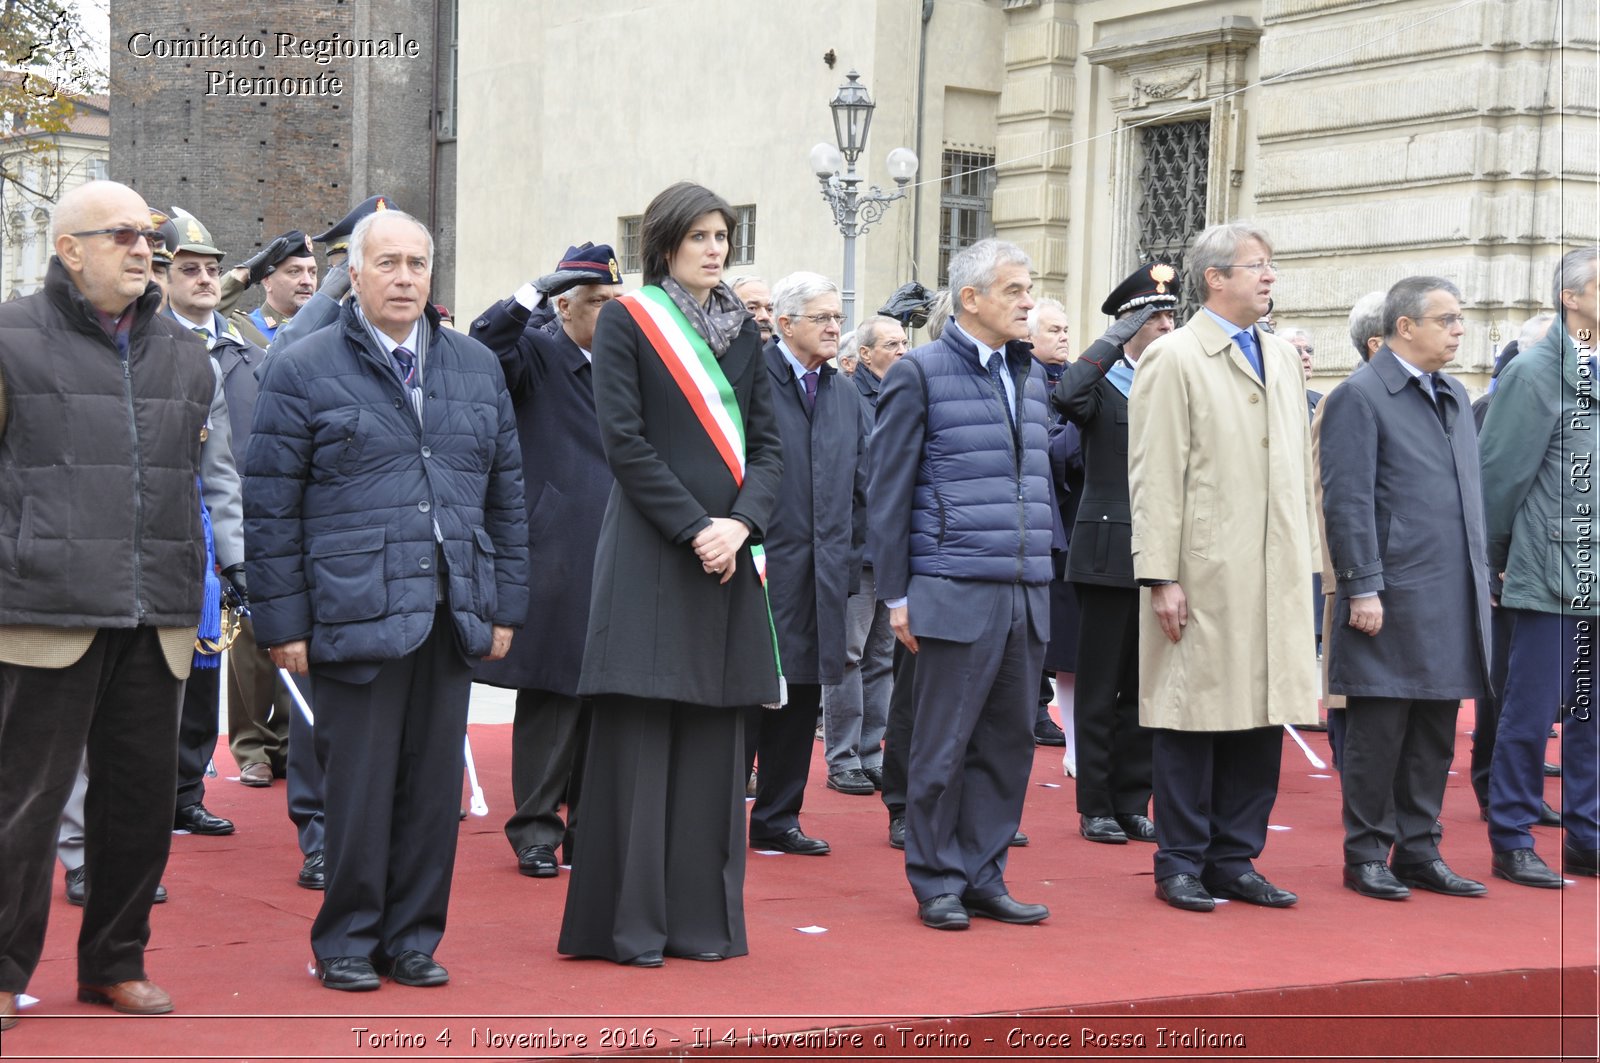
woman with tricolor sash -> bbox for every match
[558,183,784,967]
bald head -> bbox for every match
[52,180,156,315]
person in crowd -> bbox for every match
[1320,276,1491,901]
[732,276,776,343]
[0,180,217,1026]
[246,209,528,991]
[1128,223,1319,913]
[868,239,1054,931]
[1029,296,1074,751]
[470,242,622,877]
[1480,247,1600,886]
[747,271,868,851]
[558,183,782,967]
[217,227,317,348]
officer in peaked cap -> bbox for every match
[313,194,393,264]
[147,210,173,308]
[1049,260,1179,847]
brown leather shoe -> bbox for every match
[239,763,273,787]
[1,990,18,1030]
[77,979,174,1015]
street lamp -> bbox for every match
[809,70,918,329]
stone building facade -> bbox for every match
[1,92,109,301]
[456,0,1596,392]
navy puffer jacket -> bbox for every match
[243,301,529,662]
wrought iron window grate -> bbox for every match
[1135,120,1209,322]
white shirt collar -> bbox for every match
[355,304,421,354]
[776,339,818,380]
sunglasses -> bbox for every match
[72,227,165,249]
[176,263,221,279]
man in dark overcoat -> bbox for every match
[747,272,868,855]
[1053,264,1175,845]
[245,210,528,991]
[471,243,621,876]
[1320,275,1492,901]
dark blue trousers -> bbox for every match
[1488,610,1600,852]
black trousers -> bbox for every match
[1340,697,1458,865]
[284,670,325,857]
[0,628,181,991]
[558,696,748,963]
[504,687,587,857]
[1070,584,1153,818]
[1151,726,1283,884]
[175,665,220,808]
[879,642,917,821]
[310,613,473,961]
[749,682,822,839]
[1470,604,1515,809]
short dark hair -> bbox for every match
[1382,275,1461,338]
[640,182,737,289]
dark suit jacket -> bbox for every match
[1319,347,1492,699]
[470,299,613,696]
[1054,351,1135,588]
[761,344,867,685]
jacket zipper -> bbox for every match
[121,350,147,622]
[1012,367,1026,583]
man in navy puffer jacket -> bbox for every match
[244,210,528,992]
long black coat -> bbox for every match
[1319,347,1491,699]
[469,299,612,695]
[1053,341,1136,588]
[761,343,868,685]
[578,299,783,707]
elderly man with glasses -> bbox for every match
[0,181,219,1026]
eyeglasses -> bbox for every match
[71,227,165,249]
[800,313,845,326]
[176,263,221,279]
[1223,261,1277,274]
[874,341,909,352]
[1418,313,1465,329]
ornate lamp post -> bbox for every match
[809,70,918,329]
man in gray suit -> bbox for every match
[1319,275,1492,900]
[868,239,1054,930]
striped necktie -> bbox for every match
[191,325,212,349]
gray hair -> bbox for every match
[1518,312,1556,348]
[1348,291,1386,357]
[1382,275,1462,338]
[838,330,856,354]
[925,289,954,340]
[348,209,434,275]
[1186,223,1273,303]
[855,314,899,350]
[1026,296,1066,334]
[947,239,1032,301]
[772,271,839,322]
[730,275,767,294]
[1279,326,1311,347]
[1554,248,1600,318]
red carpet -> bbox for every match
[6,700,1597,1062]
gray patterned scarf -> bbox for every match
[661,277,749,357]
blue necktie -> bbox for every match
[1236,329,1262,379]
[987,351,1013,425]
[393,346,416,388]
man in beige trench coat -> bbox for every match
[1128,222,1320,913]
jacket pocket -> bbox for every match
[472,526,498,618]
[1188,480,1215,559]
[333,410,370,477]
[527,484,563,543]
[307,527,387,623]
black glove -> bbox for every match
[532,268,598,302]
[221,564,248,608]
[1078,305,1158,372]
[236,233,296,288]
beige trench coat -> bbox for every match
[1128,311,1320,730]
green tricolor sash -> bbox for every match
[618,286,786,707]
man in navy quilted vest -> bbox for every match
[244,210,528,992]
[867,238,1055,931]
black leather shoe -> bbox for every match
[888,815,905,850]
[1080,814,1128,844]
[1343,861,1410,899]
[918,894,970,930]
[65,866,165,905]
[622,950,664,968]
[1538,802,1562,827]
[1545,761,1562,777]
[862,765,884,790]
[517,843,559,878]
[1154,873,1215,912]
[297,850,326,890]
[1115,813,1157,842]
[1010,830,1029,847]
[1563,845,1599,877]
[174,802,234,835]
[666,950,725,961]
[380,950,448,987]
[153,882,168,904]
[1491,848,1565,888]
[750,827,831,855]
[1033,719,1066,746]
[1207,870,1298,907]
[825,769,875,795]
[316,956,380,991]
[1392,858,1486,897]
[963,892,1049,924]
